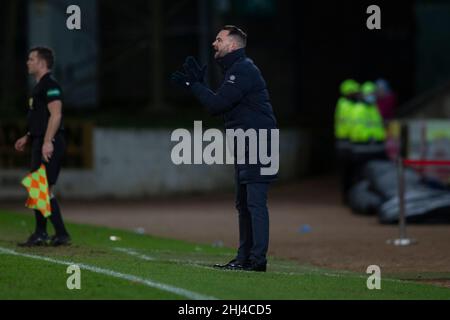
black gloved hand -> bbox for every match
[183,56,207,83]
[170,70,193,89]
[170,56,207,89]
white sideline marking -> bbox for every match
[114,248,367,278]
[0,247,217,300]
[114,247,210,265]
[113,248,410,284]
[115,247,361,276]
[114,247,156,261]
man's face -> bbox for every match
[212,30,237,59]
[27,51,43,75]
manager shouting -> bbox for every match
[171,26,278,272]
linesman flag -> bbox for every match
[21,164,52,218]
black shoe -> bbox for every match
[50,234,71,247]
[243,262,267,272]
[213,259,249,271]
[18,233,49,247]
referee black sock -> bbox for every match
[34,210,47,235]
[49,198,69,237]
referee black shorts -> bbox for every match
[30,132,66,186]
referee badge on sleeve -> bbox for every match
[47,89,61,97]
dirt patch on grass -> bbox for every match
[4,176,450,280]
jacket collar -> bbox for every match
[37,72,52,84]
[216,48,246,72]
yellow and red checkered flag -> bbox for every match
[21,164,51,218]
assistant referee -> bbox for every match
[15,47,71,247]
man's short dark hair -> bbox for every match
[29,46,55,69]
[222,25,247,47]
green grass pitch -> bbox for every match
[0,210,449,300]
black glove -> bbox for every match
[170,70,193,89]
[170,56,207,90]
[183,56,207,83]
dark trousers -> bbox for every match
[235,182,270,266]
[336,147,353,203]
[30,133,68,236]
[30,133,65,185]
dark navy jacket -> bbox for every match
[191,48,278,183]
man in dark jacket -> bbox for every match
[171,26,278,272]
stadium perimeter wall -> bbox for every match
[0,128,308,200]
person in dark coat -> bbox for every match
[171,26,278,272]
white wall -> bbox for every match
[0,128,308,200]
